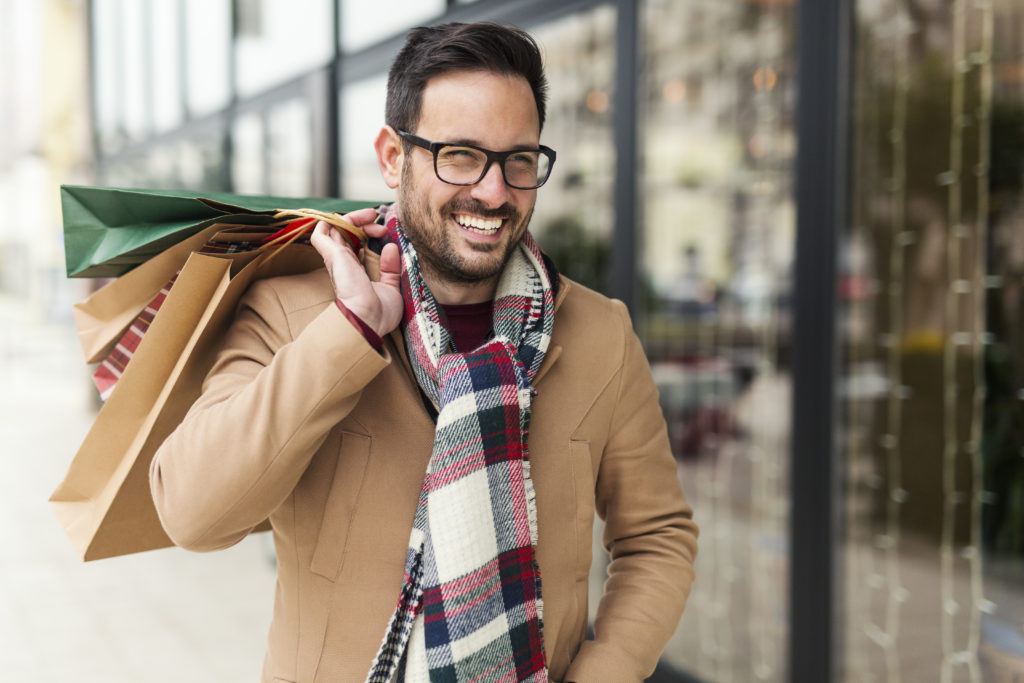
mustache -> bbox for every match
[442,199,519,220]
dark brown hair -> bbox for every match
[385,22,548,137]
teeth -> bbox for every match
[454,214,502,234]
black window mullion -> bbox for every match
[327,0,341,196]
[789,0,851,680]
[611,0,639,313]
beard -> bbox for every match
[396,163,534,285]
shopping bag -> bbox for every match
[71,220,255,363]
[61,184,377,278]
[50,233,324,560]
[87,222,308,398]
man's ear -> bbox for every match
[375,126,404,189]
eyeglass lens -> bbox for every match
[435,146,552,188]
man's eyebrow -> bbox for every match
[447,137,540,151]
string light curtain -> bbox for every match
[844,0,1024,680]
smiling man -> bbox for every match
[151,22,697,683]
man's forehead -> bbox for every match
[416,70,540,145]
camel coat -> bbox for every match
[151,250,698,683]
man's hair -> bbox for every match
[386,22,549,137]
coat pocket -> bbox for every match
[310,431,372,580]
[569,439,596,582]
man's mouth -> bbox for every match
[454,213,503,236]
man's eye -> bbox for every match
[508,153,538,168]
[441,148,480,161]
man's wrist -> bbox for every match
[334,299,384,351]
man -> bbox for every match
[151,22,697,683]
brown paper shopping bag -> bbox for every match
[72,221,272,364]
[50,239,323,560]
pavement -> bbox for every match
[0,292,276,682]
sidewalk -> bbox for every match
[0,293,276,682]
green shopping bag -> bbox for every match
[61,185,380,278]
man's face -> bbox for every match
[396,70,541,287]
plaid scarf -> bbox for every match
[365,216,553,683]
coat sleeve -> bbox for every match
[150,277,390,552]
[564,300,699,683]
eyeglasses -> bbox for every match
[399,131,556,190]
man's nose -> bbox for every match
[469,160,512,207]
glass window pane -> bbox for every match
[92,0,121,154]
[640,0,798,680]
[340,0,444,53]
[843,2,1024,681]
[179,134,228,190]
[233,113,266,195]
[236,0,333,97]
[267,99,313,197]
[150,0,184,132]
[184,0,230,116]
[121,1,148,141]
[340,75,392,202]
[530,7,617,296]
[101,132,226,192]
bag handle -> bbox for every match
[256,209,369,269]
[269,208,366,245]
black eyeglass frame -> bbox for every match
[398,131,556,190]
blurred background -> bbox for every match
[1,0,1023,681]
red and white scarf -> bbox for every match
[365,216,553,683]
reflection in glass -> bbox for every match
[233,113,265,195]
[844,2,1024,681]
[640,0,798,680]
[184,0,230,116]
[267,100,313,197]
[340,0,443,53]
[91,0,121,154]
[530,7,616,296]
[340,75,392,202]
[120,2,148,141]
[235,0,332,97]
[150,0,184,133]
[180,134,228,191]
[101,133,226,194]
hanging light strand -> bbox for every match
[880,2,912,680]
[966,0,994,664]
[939,0,986,680]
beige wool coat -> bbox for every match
[151,249,698,683]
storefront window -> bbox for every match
[183,0,231,116]
[530,6,617,295]
[235,0,333,97]
[340,75,391,202]
[640,0,799,680]
[267,99,314,197]
[844,1,1024,681]
[339,0,444,54]
[232,113,266,195]
[119,1,148,141]
[180,134,229,191]
[91,0,121,154]
[91,0,151,151]
[150,0,184,133]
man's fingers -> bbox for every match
[362,220,388,239]
[378,242,402,288]
[343,207,379,226]
[310,221,340,258]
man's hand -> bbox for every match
[310,208,403,336]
